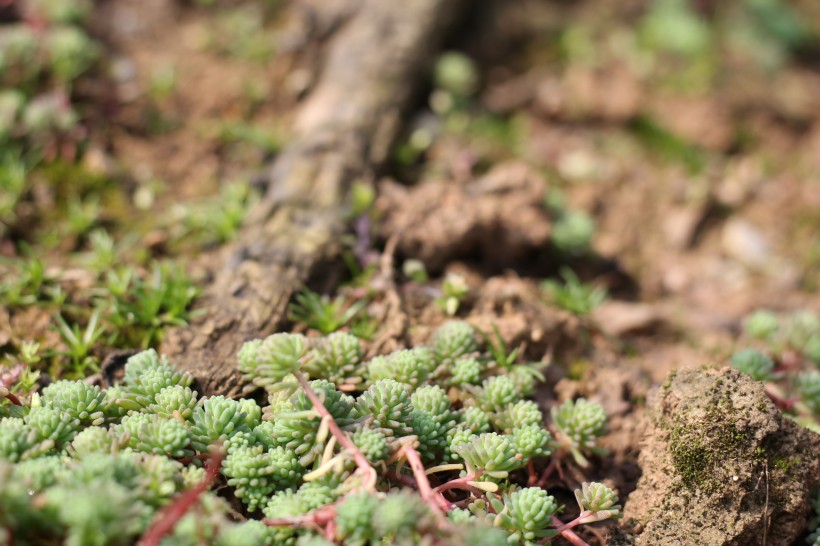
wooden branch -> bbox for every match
[162,0,465,396]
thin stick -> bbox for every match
[293,373,377,489]
[762,461,769,546]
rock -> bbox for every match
[623,367,820,546]
[722,219,771,269]
[593,301,663,337]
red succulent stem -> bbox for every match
[386,469,419,488]
[540,515,590,546]
[433,471,484,494]
[293,373,377,489]
[264,504,337,528]
[400,445,453,513]
[138,448,223,546]
[2,392,23,406]
[765,389,796,411]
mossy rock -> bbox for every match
[622,367,820,546]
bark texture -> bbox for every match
[162,0,465,396]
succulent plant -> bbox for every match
[730,348,776,382]
[550,398,608,467]
[238,333,306,390]
[492,487,558,543]
[0,321,616,545]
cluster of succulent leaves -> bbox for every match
[731,309,820,433]
[1,320,618,545]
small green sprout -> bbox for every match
[354,379,414,438]
[302,332,363,386]
[431,51,478,115]
[54,309,104,374]
[288,288,366,335]
[40,380,105,426]
[541,268,608,316]
[436,273,469,316]
[0,255,55,307]
[551,210,595,256]
[432,320,478,366]
[476,375,522,413]
[402,259,429,284]
[20,341,42,366]
[785,310,820,364]
[367,348,436,389]
[100,262,199,348]
[481,324,520,370]
[79,229,118,273]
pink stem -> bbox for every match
[528,459,538,486]
[433,471,484,494]
[264,504,336,528]
[386,469,419,488]
[401,445,452,513]
[2,392,23,406]
[765,389,795,411]
[536,459,557,488]
[138,449,223,546]
[293,373,377,488]
[541,516,590,546]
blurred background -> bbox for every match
[1,0,820,380]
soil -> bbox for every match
[3,0,820,544]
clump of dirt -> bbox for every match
[622,367,820,546]
[377,161,552,272]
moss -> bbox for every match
[662,369,678,391]
[667,400,755,494]
[567,359,591,381]
[772,455,800,473]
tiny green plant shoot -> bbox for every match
[541,268,608,317]
[0,321,619,546]
[53,309,104,375]
[288,287,367,335]
[436,273,469,317]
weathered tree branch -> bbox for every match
[162,0,465,396]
